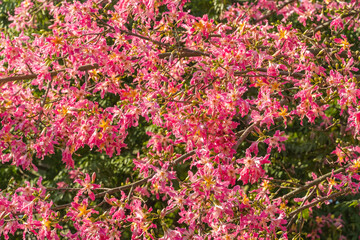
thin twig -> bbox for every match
[287,186,317,228]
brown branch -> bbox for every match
[254,0,297,24]
[1,8,359,86]
[51,150,196,211]
[50,176,154,211]
[0,64,100,85]
[234,67,360,81]
[172,150,196,165]
[262,178,302,187]
[3,49,360,84]
[119,29,170,47]
[89,10,171,48]
[308,10,360,36]
[234,68,305,79]
[288,188,352,218]
[77,64,100,71]
[287,186,317,227]
[51,203,72,211]
[232,122,259,151]
[158,50,211,59]
[282,164,350,200]
[258,46,351,59]
[46,187,110,191]
[32,77,53,142]
[106,65,307,83]
[94,176,152,198]
[94,150,196,198]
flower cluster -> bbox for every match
[0,0,360,239]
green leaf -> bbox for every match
[302,209,310,220]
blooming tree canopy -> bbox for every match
[1,0,360,239]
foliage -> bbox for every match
[1,0,360,239]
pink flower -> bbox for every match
[74,173,100,201]
[263,130,288,153]
[334,35,352,54]
[330,18,344,31]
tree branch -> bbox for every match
[288,188,352,218]
[3,52,360,85]
[46,187,110,191]
[254,0,297,24]
[0,64,100,85]
[309,10,360,36]
[282,164,350,200]
[158,50,211,59]
[234,68,305,79]
[172,150,196,165]
[51,150,197,211]
[232,122,258,151]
